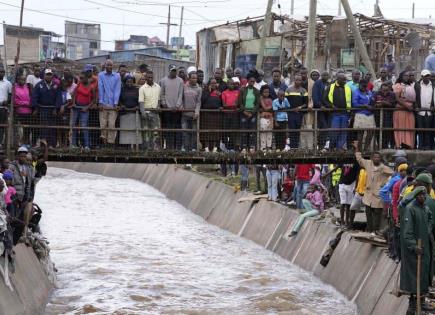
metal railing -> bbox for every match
[2,104,435,160]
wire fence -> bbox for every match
[2,106,435,157]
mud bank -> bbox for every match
[51,162,408,315]
[0,243,53,315]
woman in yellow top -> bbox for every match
[349,168,367,227]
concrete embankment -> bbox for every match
[0,244,53,315]
[51,162,409,315]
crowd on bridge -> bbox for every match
[0,46,434,152]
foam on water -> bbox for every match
[37,168,357,315]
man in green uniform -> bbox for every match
[400,184,433,314]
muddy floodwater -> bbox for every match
[37,168,357,315]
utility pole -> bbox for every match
[412,3,415,19]
[340,0,376,76]
[177,6,184,58]
[305,0,317,71]
[159,5,177,47]
[291,0,294,15]
[338,0,341,16]
[14,0,25,68]
[256,0,273,69]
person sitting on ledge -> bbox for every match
[287,183,324,237]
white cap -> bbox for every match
[231,77,240,84]
[44,68,53,74]
[17,145,29,153]
[187,66,197,74]
[421,69,431,77]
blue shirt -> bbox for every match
[379,173,402,205]
[272,98,290,121]
[424,53,435,72]
[312,79,328,108]
[268,82,288,100]
[98,71,121,107]
[31,80,62,108]
[346,81,359,92]
[352,88,373,115]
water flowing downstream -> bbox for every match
[36,168,356,315]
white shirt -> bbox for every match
[254,80,267,91]
[0,78,12,103]
[419,81,433,116]
[26,74,41,87]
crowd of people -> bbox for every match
[0,141,48,278]
[0,50,434,153]
[234,143,434,314]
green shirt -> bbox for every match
[245,88,255,110]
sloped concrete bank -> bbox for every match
[51,162,408,315]
[0,244,53,315]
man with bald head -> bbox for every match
[323,72,352,150]
[98,59,121,145]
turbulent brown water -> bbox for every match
[37,168,356,315]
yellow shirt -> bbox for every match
[355,169,367,195]
[138,82,161,109]
[402,185,435,199]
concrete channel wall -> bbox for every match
[51,162,409,315]
[0,244,53,315]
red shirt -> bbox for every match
[367,82,374,91]
[75,83,93,105]
[221,89,239,109]
[295,164,314,181]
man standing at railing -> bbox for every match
[98,59,121,146]
[31,69,61,147]
[181,72,201,151]
[323,73,351,151]
[159,64,184,150]
[139,70,161,151]
[313,71,330,149]
[0,67,12,149]
[414,69,435,150]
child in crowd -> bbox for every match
[287,184,324,237]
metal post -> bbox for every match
[256,0,274,69]
[196,111,200,151]
[379,108,383,150]
[412,3,415,19]
[313,109,318,152]
[305,0,317,72]
[340,0,376,76]
[291,0,294,15]
[68,108,73,148]
[256,111,260,150]
[6,102,14,159]
[135,110,140,152]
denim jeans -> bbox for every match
[330,113,349,149]
[291,203,320,233]
[181,115,197,151]
[72,107,90,147]
[293,180,309,209]
[266,169,280,201]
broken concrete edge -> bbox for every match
[50,162,408,315]
[0,243,55,315]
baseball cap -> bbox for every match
[187,66,197,74]
[84,64,93,72]
[17,145,29,153]
[169,64,177,71]
[2,170,13,181]
[421,69,431,77]
[44,68,53,74]
[416,172,433,184]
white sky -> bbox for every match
[0,0,434,51]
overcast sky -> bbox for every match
[0,0,434,51]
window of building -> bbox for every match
[89,41,98,49]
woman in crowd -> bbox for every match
[71,71,95,149]
[259,85,273,150]
[272,90,290,150]
[12,75,32,145]
[238,74,259,149]
[201,78,222,152]
[119,76,141,147]
[393,71,415,149]
[221,78,240,151]
[352,79,375,152]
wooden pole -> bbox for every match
[291,0,294,15]
[416,238,422,315]
[340,0,376,76]
[305,0,317,71]
[256,0,274,69]
[412,3,415,19]
[14,0,25,69]
[166,5,171,46]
